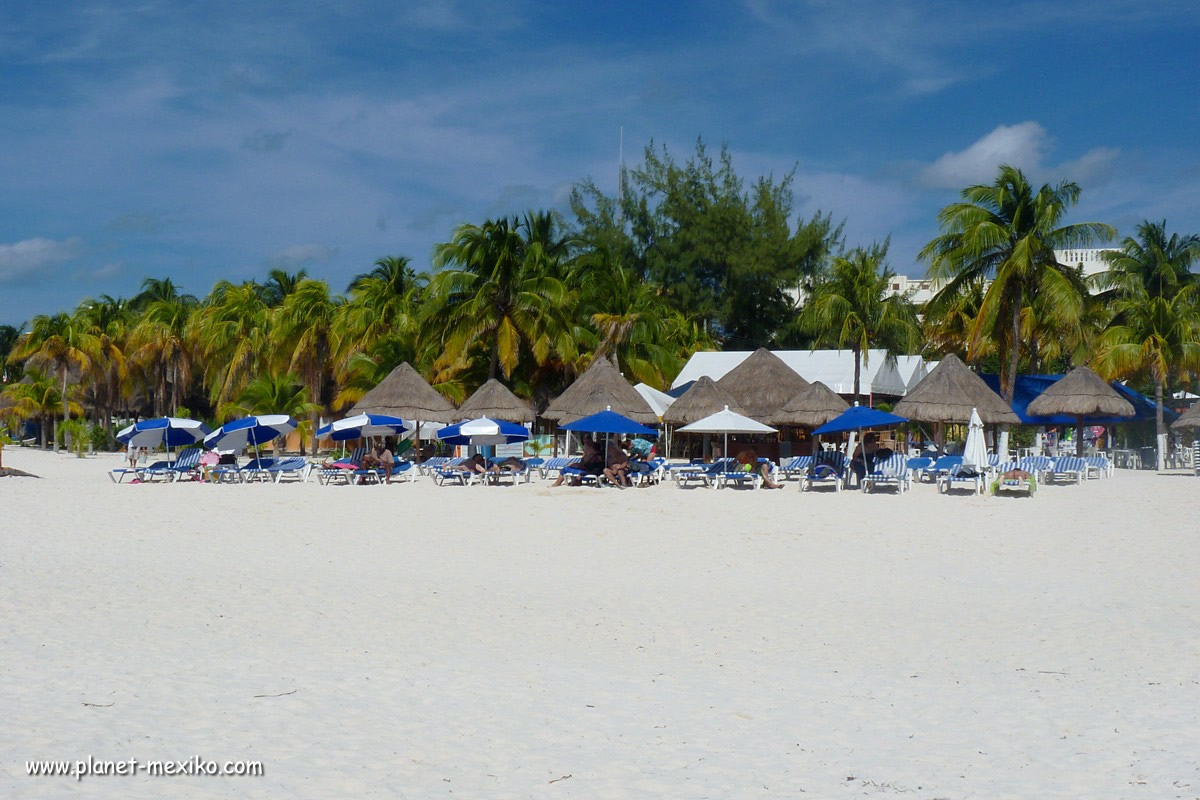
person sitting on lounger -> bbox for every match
[361,442,396,482]
[552,434,602,487]
[603,440,632,488]
[490,456,525,473]
[737,448,781,489]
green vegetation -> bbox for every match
[2,145,1199,453]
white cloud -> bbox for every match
[1058,146,1121,187]
[265,243,335,269]
[921,122,1049,188]
[0,237,83,284]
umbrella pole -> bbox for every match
[1076,414,1084,457]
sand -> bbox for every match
[1,447,1197,798]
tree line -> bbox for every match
[2,141,1198,453]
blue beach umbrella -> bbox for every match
[204,414,297,451]
[560,407,657,467]
[437,417,530,447]
[560,408,657,436]
[814,404,907,486]
[117,417,211,449]
[317,413,408,442]
[813,405,907,436]
[117,417,211,464]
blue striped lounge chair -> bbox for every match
[631,457,668,486]
[718,458,776,490]
[536,457,574,480]
[143,448,204,482]
[937,462,986,495]
[1018,456,1054,483]
[799,452,845,492]
[417,456,450,477]
[1083,454,1111,479]
[861,452,910,493]
[777,455,813,481]
[317,446,367,485]
[487,458,532,486]
[674,458,733,489]
[266,457,310,483]
[1047,456,1086,484]
[990,460,1035,496]
[1194,441,1200,476]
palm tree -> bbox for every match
[76,296,131,446]
[129,295,196,416]
[1,323,25,384]
[427,215,572,380]
[12,312,99,447]
[273,279,341,453]
[190,281,271,406]
[261,268,309,307]
[338,256,427,369]
[1,368,82,449]
[132,276,196,310]
[1093,221,1200,467]
[920,164,1115,402]
[217,373,322,455]
[800,240,921,403]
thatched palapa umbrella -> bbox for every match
[1170,404,1200,430]
[543,358,656,425]
[350,362,458,459]
[893,354,1019,425]
[774,380,850,428]
[715,348,810,425]
[1026,366,1134,457]
[773,380,851,457]
[457,378,533,423]
[660,376,745,458]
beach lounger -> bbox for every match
[142,448,203,482]
[487,459,532,486]
[1047,456,1086,484]
[906,456,933,483]
[938,462,986,495]
[990,461,1036,496]
[631,457,668,486]
[861,452,909,493]
[777,455,813,481]
[1083,454,1111,479]
[315,447,367,485]
[799,452,846,492]
[417,456,451,477]
[1194,441,1200,476]
[536,457,573,480]
[674,458,733,489]
[265,457,309,483]
[1018,456,1053,483]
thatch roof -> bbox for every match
[1170,404,1200,430]
[542,357,657,424]
[773,381,850,427]
[350,362,458,422]
[661,376,746,425]
[456,378,533,423]
[715,348,810,424]
[1026,366,1135,418]
[892,354,1020,424]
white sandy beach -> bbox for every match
[1,447,1197,799]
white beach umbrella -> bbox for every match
[677,405,777,461]
[961,407,986,472]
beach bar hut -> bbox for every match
[1027,366,1134,459]
[350,362,458,460]
[773,381,850,455]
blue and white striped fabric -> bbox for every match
[117,417,211,448]
[316,413,408,442]
[204,415,297,450]
[436,417,530,446]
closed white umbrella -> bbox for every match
[961,407,986,472]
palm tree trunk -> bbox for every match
[1154,378,1165,471]
[40,414,47,449]
[60,364,69,451]
[1004,305,1021,403]
[170,361,178,416]
[488,344,499,380]
[852,347,861,404]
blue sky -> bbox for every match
[2,0,1199,324]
